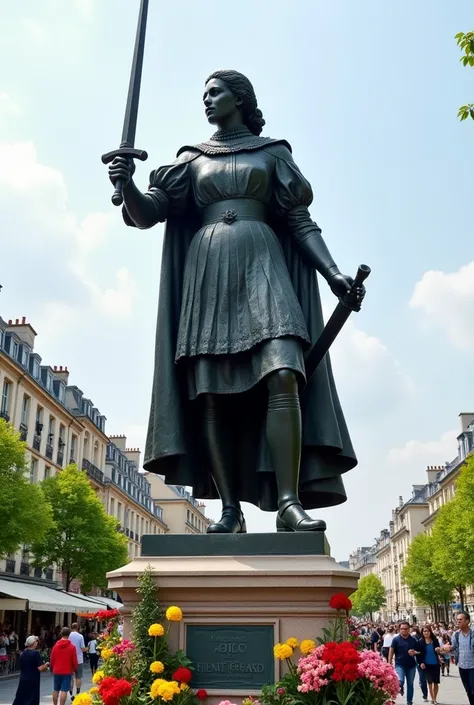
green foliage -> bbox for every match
[131,566,191,691]
[0,418,54,557]
[431,456,474,600]
[456,32,474,121]
[350,574,386,618]
[30,463,128,590]
[401,533,455,607]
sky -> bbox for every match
[1,0,473,561]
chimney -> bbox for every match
[5,317,37,348]
[110,435,127,451]
[125,447,141,468]
[398,495,403,508]
[459,413,474,433]
[426,465,439,484]
[53,366,70,385]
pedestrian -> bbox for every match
[389,621,420,705]
[440,633,451,676]
[413,626,429,702]
[370,626,380,652]
[88,632,99,676]
[417,625,442,705]
[12,635,49,705]
[445,611,474,705]
[50,627,78,705]
[68,622,87,701]
[382,625,395,661]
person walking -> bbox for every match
[389,621,420,705]
[382,625,395,661]
[87,632,99,676]
[50,627,78,705]
[12,635,49,705]
[68,622,87,701]
[417,626,442,705]
[413,626,429,702]
[440,633,451,676]
[445,611,474,705]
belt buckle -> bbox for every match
[222,209,237,224]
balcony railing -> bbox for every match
[19,423,28,441]
[45,568,53,580]
[20,562,30,576]
[0,410,10,422]
[34,567,43,579]
[57,450,64,467]
[82,458,104,484]
[33,435,41,451]
[45,443,53,460]
[5,559,15,573]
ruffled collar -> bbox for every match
[177,126,291,156]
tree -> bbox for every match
[401,533,455,619]
[31,463,128,591]
[350,573,386,619]
[455,32,474,121]
[431,456,474,609]
[0,418,54,557]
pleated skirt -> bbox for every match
[175,219,310,397]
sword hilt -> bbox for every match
[101,144,148,207]
[341,264,371,312]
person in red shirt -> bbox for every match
[50,627,78,705]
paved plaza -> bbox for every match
[395,667,468,705]
[0,671,93,705]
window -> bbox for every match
[12,341,18,360]
[117,502,122,522]
[1,380,11,416]
[30,459,38,484]
[44,466,51,480]
[110,497,115,516]
[21,347,29,367]
[83,434,89,460]
[70,435,77,461]
[93,441,99,467]
[32,358,40,379]
[48,416,55,441]
[21,395,30,427]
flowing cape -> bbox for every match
[142,137,357,510]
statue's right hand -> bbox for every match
[108,156,136,187]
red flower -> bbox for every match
[173,667,193,683]
[196,689,208,700]
[95,608,120,621]
[329,593,352,612]
[99,676,133,705]
[322,641,360,682]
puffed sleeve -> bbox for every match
[271,143,323,244]
[122,149,195,229]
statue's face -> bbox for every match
[203,78,241,125]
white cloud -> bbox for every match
[410,262,474,350]
[21,18,47,43]
[74,0,94,22]
[0,92,21,118]
[387,428,458,467]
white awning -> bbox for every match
[0,578,111,613]
[66,593,123,611]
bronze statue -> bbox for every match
[107,69,365,534]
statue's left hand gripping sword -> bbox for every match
[101,0,149,206]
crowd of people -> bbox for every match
[355,611,474,705]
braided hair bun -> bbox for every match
[205,70,266,135]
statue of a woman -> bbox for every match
[108,70,363,534]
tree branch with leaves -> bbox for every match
[455,32,474,121]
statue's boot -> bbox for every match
[207,506,247,534]
[276,499,326,533]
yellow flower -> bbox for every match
[148,623,165,637]
[89,687,99,694]
[150,660,165,674]
[273,643,293,660]
[166,606,183,622]
[92,670,105,684]
[180,683,189,691]
[286,637,299,649]
[150,679,181,701]
[101,647,114,659]
[73,695,92,705]
[300,639,316,655]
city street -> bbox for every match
[395,667,468,705]
[0,671,93,705]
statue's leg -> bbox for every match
[203,394,247,534]
[266,369,326,532]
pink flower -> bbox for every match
[277,688,286,695]
[112,639,135,656]
[297,646,334,693]
[357,651,400,699]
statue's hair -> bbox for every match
[205,70,266,136]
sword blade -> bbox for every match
[121,0,149,147]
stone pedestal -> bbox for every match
[108,533,358,704]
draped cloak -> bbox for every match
[123,131,357,510]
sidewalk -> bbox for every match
[0,670,93,704]
[396,667,468,705]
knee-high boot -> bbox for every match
[202,395,246,534]
[266,370,326,532]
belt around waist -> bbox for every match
[202,199,267,226]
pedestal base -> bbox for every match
[108,534,358,702]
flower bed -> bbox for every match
[79,578,398,705]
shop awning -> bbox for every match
[65,593,123,611]
[0,578,112,613]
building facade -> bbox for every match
[146,474,211,534]
[349,411,474,622]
